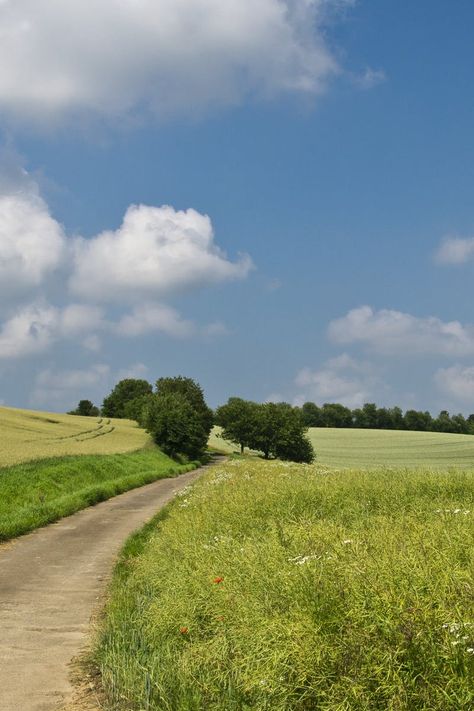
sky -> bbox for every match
[1,0,474,416]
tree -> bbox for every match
[433,410,455,433]
[301,402,324,427]
[155,376,214,432]
[102,379,153,418]
[145,392,209,460]
[321,403,353,428]
[68,399,100,417]
[122,393,154,425]
[404,409,433,432]
[248,402,315,463]
[215,397,259,454]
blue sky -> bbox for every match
[1,0,474,415]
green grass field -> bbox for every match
[0,405,150,467]
[96,458,474,710]
[0,405,197,541]
[0,449,198,541]
[209,426,474,469]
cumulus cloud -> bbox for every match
[0,0,349,127]
[70,204,253,302]
[434,236,474,265]
[0,303,59,359]
[116,303,194,338]
[0,302,105,359]
[295,353,380,408]
[328,306,474,357]
[0,160,252,362]
[0,191,65,294]
[434,365,474,403]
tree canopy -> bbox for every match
[102,379,153,419]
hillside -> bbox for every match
[210,426,474,469]
[0,406,150,467]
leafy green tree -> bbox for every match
[433,410,455,433]
[102,379,153,418]
[248,402,315,463]
[467,414,474,434]
[155,376,214,432]
[404,410,433,432]
[145,392,208,460]
[321,403,353,428]
[68,399,100,417]
[215,397,259,454]
[122,393,154,424]
[387,406,405,430]
[301,402,324,427]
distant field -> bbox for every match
[0,406,150,467]
[210,426,474,469]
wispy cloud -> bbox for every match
[434,236,474,265]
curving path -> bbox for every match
[0,464,210,711]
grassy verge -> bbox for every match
[96,459,474,710]
[0,447,199,541]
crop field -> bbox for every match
[97,458,474,710]
[209,426,474,469]
[0,405,150,467]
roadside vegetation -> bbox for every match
[0,448,198,541]
[96,458,474,710]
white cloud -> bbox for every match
[70,204,253,302]
[116,303,194,338]
[0,303,59,358]
[0,191,65,294]
[295,353,378,408]
[0,302,105,359]
[32,363,110,407]
[59,304,105,337]
[434,236,474,265]
[435,365,474,403]
[0,0,349,127]
[35,363,110,392]
[329,306,474,357]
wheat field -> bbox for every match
[0,405,150,467]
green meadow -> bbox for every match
[97,458,474,710]
[210,425,474,469]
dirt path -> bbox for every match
[0,464,209,711]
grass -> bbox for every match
[209,426,474,469]
[0,448,198,541]
[96,458,474,710]
[0,405,150,467]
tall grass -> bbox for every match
[96,459,474,710]
[0,448,198,541]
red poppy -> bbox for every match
[180,626,189,634]
[213,576,224,584]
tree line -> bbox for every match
[68,378,474,465]
[68,378,314,463]
[298,401,474,435]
